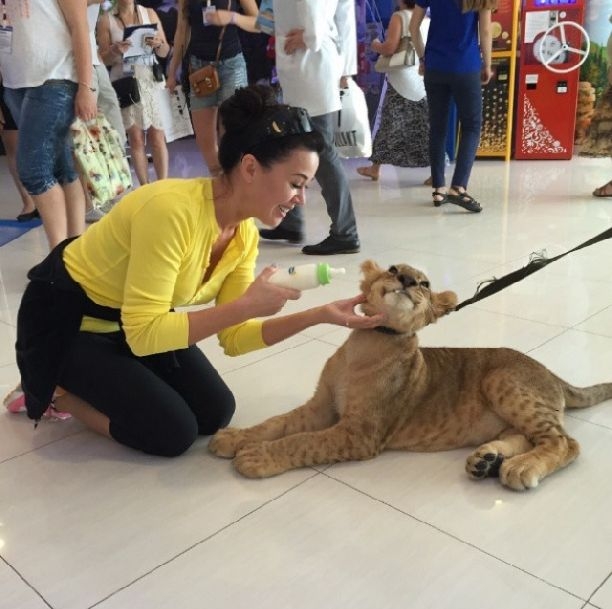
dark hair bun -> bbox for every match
[219,85,279,136]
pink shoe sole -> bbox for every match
[4,389,26,413]
[4,389,71,420]
[45,406,72,421]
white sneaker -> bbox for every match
[85,207,106,223]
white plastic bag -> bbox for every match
[155,87,194,143]
[334,78,372,159]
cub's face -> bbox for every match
[359,261,458,334]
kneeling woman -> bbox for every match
[16,85,383,457]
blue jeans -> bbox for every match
[4,80,79,195]
[188,53,248,110]
[277,112,359,241]
[424,70,482,190]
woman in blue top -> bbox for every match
[409,0,493,213]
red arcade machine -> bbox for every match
[514,0,590,160]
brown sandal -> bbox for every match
[593,181,612,198]
[356,166,380,181]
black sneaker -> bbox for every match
[259,227,304,244]
[302,236,360,255]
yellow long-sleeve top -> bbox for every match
[63,178,265,357]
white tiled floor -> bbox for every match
[1,142,612,609]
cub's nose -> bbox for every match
[397,274,417,289]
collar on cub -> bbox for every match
[374,326,405,336]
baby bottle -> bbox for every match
[268,263,346,290]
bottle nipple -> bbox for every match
[316,264,346,285]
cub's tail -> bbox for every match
[563,382,612,409]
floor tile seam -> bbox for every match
[0,317,16,331]
[85,468,323,609]
[0,554,53,609]
[465,305,576,331]
[0,429,86,467]
[312,335,348,350]
[541,269,612,286]
[399,242,562,269]
[568,303,612,335]
[220,336,316,375]
[523,326,572,355]
[584,569,612,608]
[565,411,612,433]
[455,259,612,299]
[380,244,515,268]
[320,470,588,603]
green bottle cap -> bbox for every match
[316,264,345,285]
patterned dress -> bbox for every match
[107,5,165,132]
[370,82,430,167]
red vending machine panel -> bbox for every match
[514,0,590,160]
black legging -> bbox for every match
[58,331,236,457]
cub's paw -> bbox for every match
[233,443,287,479]
[499,456,545,491]
[465,446,504,480]
[208,427,248,458]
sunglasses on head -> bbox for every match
[247,106,314,148]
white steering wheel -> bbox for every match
[536,21,590,74]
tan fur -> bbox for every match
[209,261,612,491]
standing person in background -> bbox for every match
[0,0,97,250]
[357,0,430,182]
[88,0,126,146]
[83,0,127,223]
[0,78,37,222]
[259,0,361,255]
[409,0,494,213]
[166,0,259,176]
[97,0,171,186]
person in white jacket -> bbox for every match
[259,0,361,255]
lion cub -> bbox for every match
[209,261,612,490]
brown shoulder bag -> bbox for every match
[188,2,231,97]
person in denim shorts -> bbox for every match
[167,0,257,176]
[0,79,37,222]
[0,0,97,249]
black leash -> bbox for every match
[454,226,612,312]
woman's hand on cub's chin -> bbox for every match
[319,294,386,329]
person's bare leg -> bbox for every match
[0,130,36,214]
[32,184,69,249]
[191,106,221,176]
[127,126,149,185]
[147,127,168,181]
[53,392,111,438]
[62,178,86,237]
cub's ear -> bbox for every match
[360,260,383,277]
[431,290,458,318]
[359,260,384,295]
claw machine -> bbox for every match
[513,0,590,160]
[476,0,520,160]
